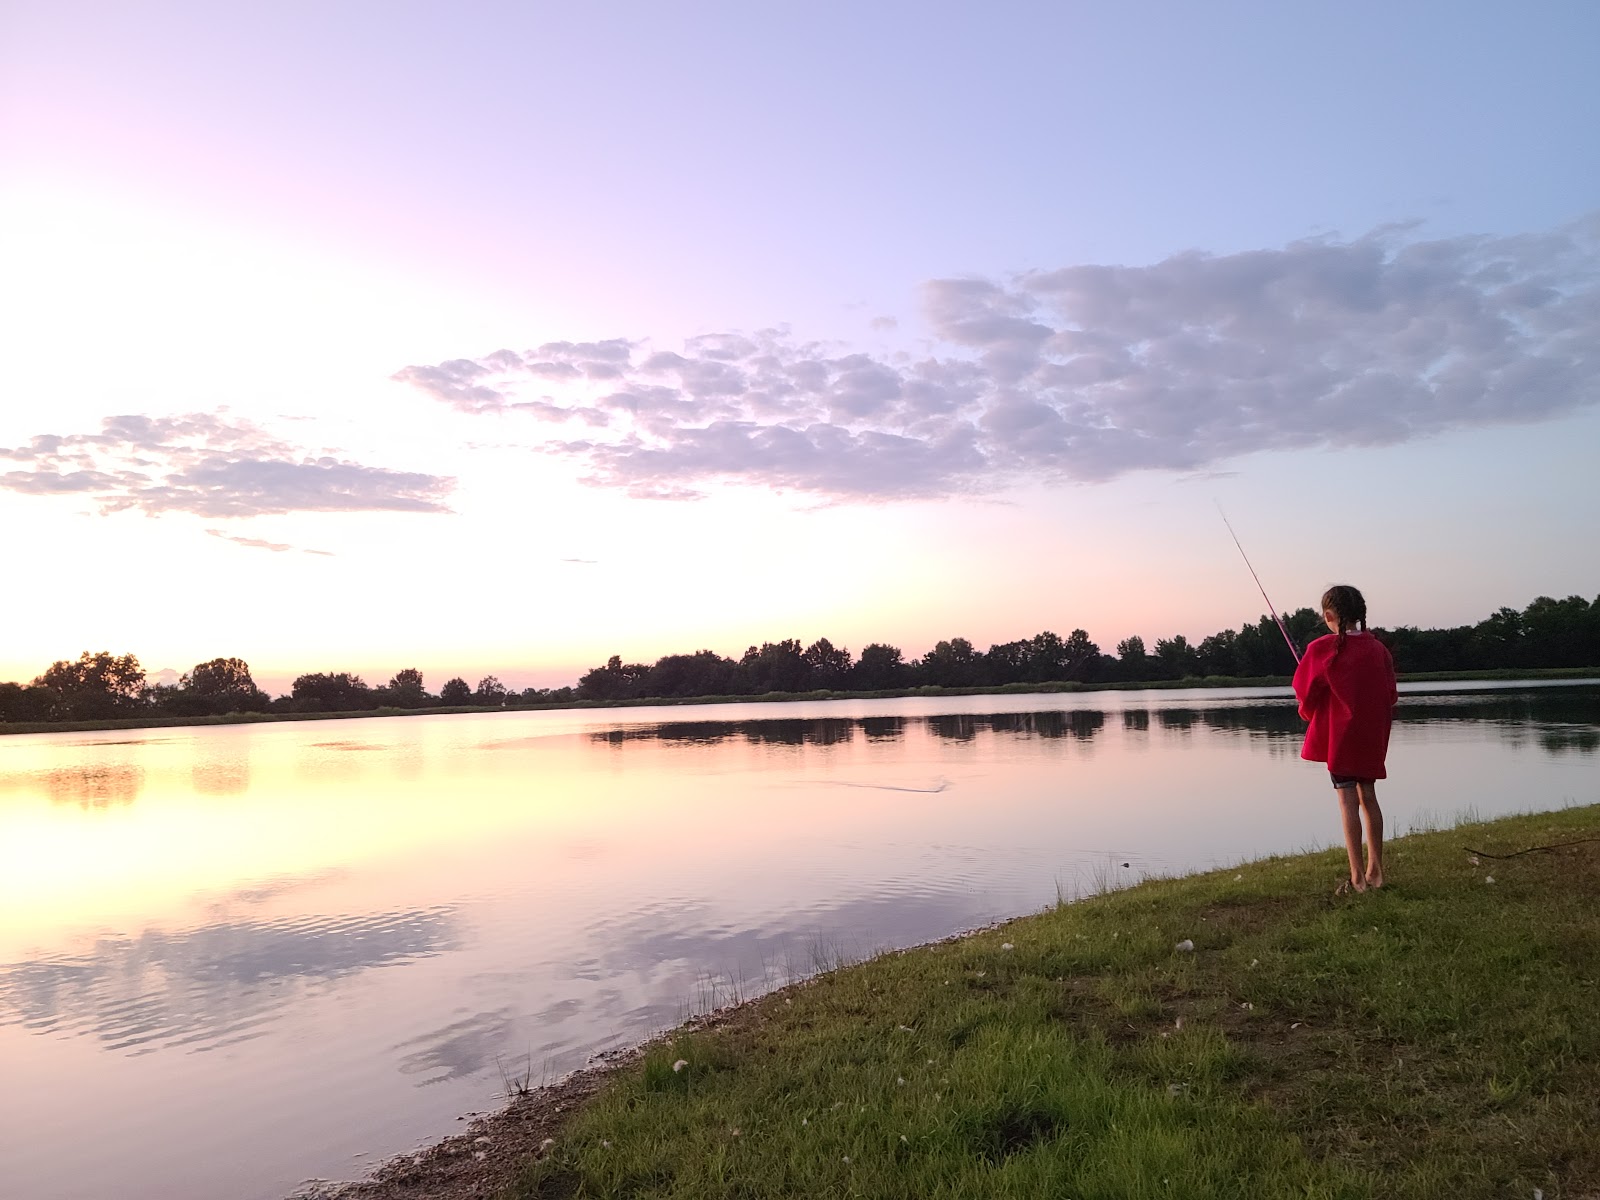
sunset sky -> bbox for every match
[3,1,1597,693]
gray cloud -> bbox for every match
[0,412,455,517]
[393,216,1600,499]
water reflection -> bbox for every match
[0,906,458,1052]
[49,764,146,807]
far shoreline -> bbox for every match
[4,666,1597,737]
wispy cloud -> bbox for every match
[0,412,455,517]
[205,528,334,556]
[394,216,1600,500]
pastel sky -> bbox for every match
[3,1,1597,693]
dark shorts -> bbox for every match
[1329,772,1373,790]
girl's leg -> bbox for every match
[1356,781,1384,887]
[1336,787,1367,891]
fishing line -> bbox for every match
[1215,502,1301,665]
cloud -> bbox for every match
[393,216,1600,500]
[205,528,334,556]
[0,412,455,517]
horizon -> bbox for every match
[9,584,1592,698]
[4,3,1598,693]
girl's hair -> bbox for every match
[1321,585,1367,657]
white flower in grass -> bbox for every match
[1485,876,1496,885]
[896,1077,905,1086]
[802,1118,808,1126]
[1235,874,1243,881]
[601,1140,611,1148]
[900,1135,908,1143]
[1175,939,1195,952]
[1000,943,1014,952]
[672,1059,689,1072]
[842,1156,850,1164]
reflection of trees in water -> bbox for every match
[591,718,857,748]
[0,906,457,1053]
[578,688,1600,755]
[926,715,977,742]
[1394,690,1600,756]
[10,765,147,808]
[860,716,906,741]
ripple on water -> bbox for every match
[0,906,459,1053]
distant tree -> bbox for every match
[289,671,372,712]
[439,676,472,705]
[35,651,146,718]
[1471,606,1524,670]
[181,657,270,714]
[1153,635,1200,679]
[737,640,810,694]
[920,638,980,687]
[576,656,650,701]
[982,640,1028,686]
[1061,629,1101,681]
[474,675,508,706]
[386,668,430,707]
[802,638,853,690]
[1116,635,1151,681]
[852,643,907,690]
[645,650,737,697]
[0,681,56,722]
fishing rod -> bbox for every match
[1215,502,1301,665]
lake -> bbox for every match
[2,681,1597,1200]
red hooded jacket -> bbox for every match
[1292,631,1398,779]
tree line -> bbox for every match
[2,592,1596,724]
[0,657,574,723]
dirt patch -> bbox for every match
[287,995,783,1200]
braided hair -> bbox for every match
[1321,585,1368,658]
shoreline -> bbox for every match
[287,804,1600,1199]
[6,667,1598,738]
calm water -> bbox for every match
[2,682,1597,1199]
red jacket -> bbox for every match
[1292,631,1398,778]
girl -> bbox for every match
[1293,585,1398,894]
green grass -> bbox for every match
[508,804,1600,1199]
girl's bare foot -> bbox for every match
[1365,871,1384,890]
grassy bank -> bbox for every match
[490,805,1599,1200]
[8,667,1598,738]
